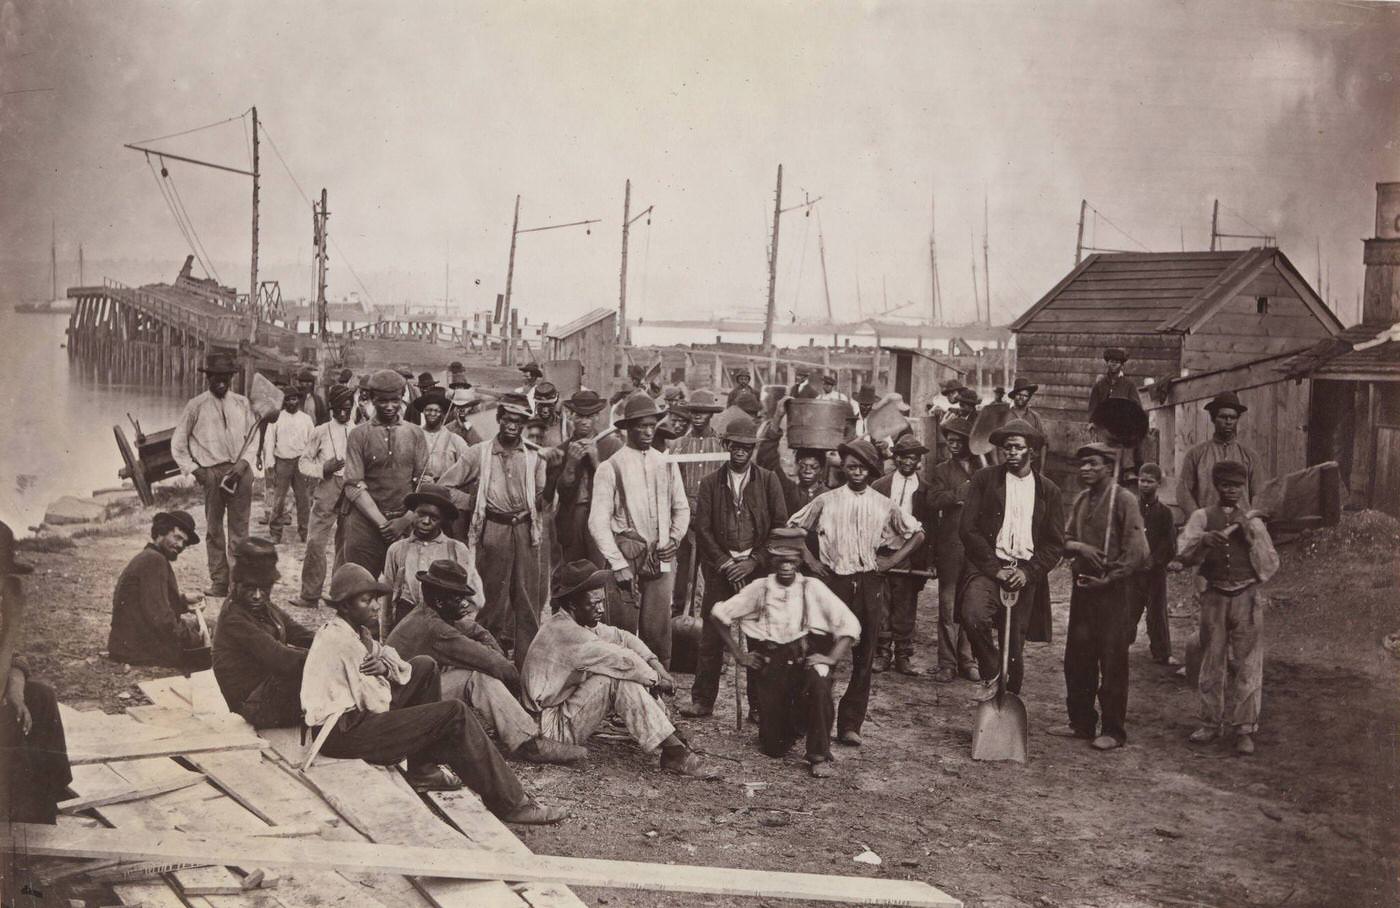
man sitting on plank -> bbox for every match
[301,563,567,824]
[108,510,209,670]
[387,559,586,765]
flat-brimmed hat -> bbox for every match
[1103,347,1129,363]
[989,417,1044,449]
[497,392,533,418]
[940,378,963,393]
[686,389,723,413]
[891,434,929,457]
[1075,442,1119,462]
[856,386,878,406]
[941,415,973,439]
[199,351,239,374]
[327,384,355,408]
[0,521,33,576]
[366,369,407,394]
[837,437,883,473]
[956,388,980,406]
[615,392,666,425]
[1212,460,1248,484]
[231,537,279,586]
[416,559,476,598]
[766,527,809,559]
[519,362,544,377]
[447,388,478,408]
[1204,391,1247,416]
[723,415,760,445]
[403,484,459,521]
[551,559,612,600]
[1011,378,1038,395]
[417,388,449,410]
[326,563,392,604]
[416,371,438,389]
[534,381,560,403]
[155,509,200,546]
[564,388,608,416]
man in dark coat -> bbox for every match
[926,416,983,682]
[959,418,1065,698]
[109,511,207,669]
[554,389,610,564]
[1087,348,1137,420]
[871,434,937,675]
[680,415,789,718]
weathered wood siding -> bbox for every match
[1181,266,1333,373]
[546,312,616,390]
[1014,331,1181,422]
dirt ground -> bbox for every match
[14,484,1400,908]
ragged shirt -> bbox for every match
[1177,437,1263,514]
[1065,484,1151,583]
[420,426,471,484]
[440,438,546,514]
[263,409,315,461]
[787,483,922,576]
[343,418,429,514]
[380,533,483,616]
[300,616,412,728]
[521,609,659,711]
[711,574,861,645]
[1176,505,1279,591]
[171,390,258,474]
[299,419,352,480]
[588,445,690,572]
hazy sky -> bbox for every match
[1,0,1396,327]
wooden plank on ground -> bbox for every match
[59,704,181,746]
[70,732,265,765]
[8,823,964,907]
[59,770,205,813]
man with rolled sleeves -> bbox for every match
[926,416,982,682]
[872,433,937,676]
[1087,347,1137,420]
[1177,392,1264,514]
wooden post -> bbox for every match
[713,353,723,390]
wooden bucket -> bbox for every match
[787,399,851,450]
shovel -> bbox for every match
[971,586,1028,763]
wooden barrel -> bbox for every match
[787,399,851,450]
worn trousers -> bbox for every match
[341,508,395,578]
[828,571,886,736]
[268,456,311,538]
[961,572,1034,694]
[200,462,253,590]
[0,680,71,825]
[539,674,676,754]
[299,478,345,601]
[935,554,976,672]
[1131,567,1172,662]
[320,655,527,814]
[878,573,924,657]
[1065,579,1133,742]
[475,519,546,668]
[608,562,677,670]
[440,666,538,753]
[691,565,758,712]
[671,533,696,614]
[752,637,836,763]
[1198,585,1264,733]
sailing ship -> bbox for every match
[15,225,78,313]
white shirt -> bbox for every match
[421,426,471,482]
[712,574,861,645]
[788,484,922,576]
[265,410,315,460]
[995,470,1037,563]
[300,617,412,728]
[588,445,690,572]
[299,419,352,480]
[726,465,751,506]
[890,472,920,517]
[170,390,258,474]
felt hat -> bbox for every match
[519,362,544,377]
[326,563,392,604]
[564,388,608,416]
[615,392,666,425]
[661,385,686,404]
[155,509,200,546]
[551,559,613,600]
[1204,391,1247,416]
[685,389,724,413]
[0,521,33,576]
[940,378,964,393]
[1212,460,1248,485]
[1075,442,1119,462]
[199,351,239,374]
[722,415,760,445]
[766,527,808,559]
[534,381,560,403]
[941,415,973,439]
[731,367,751,380]
[366,369,407,394]
[446,363,472,389]
[403,484,459,521]
[731,389,761,416]
[821,372,837,384]
[837,437,883,473]
[394,364,414,379]
[281,384,303,399]
[955,387,980,406]
[327,384,355,408]
[336,369,354,384]
[496,392,533,418]
[1011,377,1038,395]
[231,537,279,586]
[447,388,477,408]
[416,371,438,389]
[989,417,1044,449]
[448,361,464,371]
[1103,347,1129,363]
[855,385,878,406]
[795,367,810,378]
[416,559,476,597]
[626,364,647,382]
[891,434,929,457]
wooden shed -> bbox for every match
[881,345,966,409]
[544,308,617,391]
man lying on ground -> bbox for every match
[108,510,209,670]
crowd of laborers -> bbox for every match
[1,345,1279,827]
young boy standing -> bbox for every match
[1132,463,1178,665]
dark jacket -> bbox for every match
[693,464,789,570]
[1087,374,1138,418]
[1139,495,1177,573]
[927,455,984,556]
[109,545,189,667]
[872,471,935,571]
[212,594,314,713]
[959,465,1065,586]
[387,604,514,681]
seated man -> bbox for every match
[387,560,586,765]
[379,485,480,639]
[212,538,315,728]
[109,510,208,670]
[522,560,716,779]
[303,564,567,825]
[710,533,860,778]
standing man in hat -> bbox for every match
[294,384,355,608]
[1088,348,1137,420]
[418,394,471,486]
[1178,392,1264,514]
[342,369,429,578]
[789,367,816,400]
[681,415,789,719]
[852,386,878,439]
[682,389,724,438]
[441,393,549,666]
[871,434,936,676]
[532,382,566,448]
[588,393,690,667]
[930,379,964,419]
[1053,443,1150,750]
[172,351,258,597]
[927,416,982,682]
[297,368,329,426]
[726,368,755,407]
[261,385,315,544]
[405,372,442,425]
[108,511,208,669]
[816,372,853,413]
[555,389,608,563]
[446,361,471,389]
[443,387,485,446]
[1008,378,1044,440]
[213,538,315,728]
[1172,460,1278,755]
[668,388,727,617]
[516,362,545,412]
[379,484,479,637]
[787,437,925,746]
[959,418,1066,701]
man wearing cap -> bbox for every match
[294,384,355,608]
[441,393,549,666]
[787,437,925,746]
[261,385,316,544]
[516,362,544,412]
[815,373,853,413]
[405,372,442,425]
[387,560,587,765]
[303,564,567,823]
[418,394,471,486]
[926,416,982,682]
[523,560,715,778]
[711,532,860,777]
[951,387,981,422]
[532,382,566,448]
[667,387,727,616]
[1053,443,1150,750]
[1132,462,1178,665]
[929,379,964,419]
[380,484,480,637]
[446,361,471,390]
[1087,348,1137,421]
[1007,378,1044,441]
[726,368,754,407]
[871,434,936,676]
[1178,392,1264,514]
[789,367,817,400]
[556,389,609,563]
[109,511,208,669]
[1171,460,1278,756]
[341,369,430,578]
[443,387,485,446]
[294,369,327,426]
[959,418,1066,700]
[213,538,315,728]
[852,386,878,439]
[172,351,258,597]
[681,415,789,718]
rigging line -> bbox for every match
[145,155,209,277]
[164,168,222,283]
[639,219,651,320]
[1086,203,1151,252]
[329,235,379,308]
[241,111,253,171]
[132,113,247,147]
[258,120,313,207]
[1221,203,1269,238]
[159,165,214,280]
[790,207,811,315]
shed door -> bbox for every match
[1376,426,1400,519]
[894,354,912,403]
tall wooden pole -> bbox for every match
[501,194,521,366]
[315,188,329,337]
[817,215,833,323]
[982,192,991,326]
[1074,198,1086,266]
[930,193,942,325]
[969,232,980,325]
[248,105,260,343]
[619,179,631,343]
[1210,198,1219,252]
[762,164,783,351]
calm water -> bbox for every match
[0,307,189,532]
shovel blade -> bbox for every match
[971,692,1028,763]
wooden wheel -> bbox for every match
[114,424,155,506]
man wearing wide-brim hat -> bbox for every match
[109,510,209,670]
[443,387,485,446]
[404,372,444,426]
[1007,377,1044,440]
[516,362,545,411]
[787,436,925,747]
[587,392,690,667]
[1177,391,1264,514]
[929,377,964,419]
[291,383,356,608]
[870,434,936,676]
[1087,347,1137,421]
[680,415,790,719]
[555,389,610,563]
[926,415,982,683]
[441,392,551,667]
[172,351,258,597]
[725,367,754,408]
[815,372,853,413]
[379,484,480,637]
[958,418,1066,702]
[667,386,728,618]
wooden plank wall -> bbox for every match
[1014,331,1181,422]
[549,315,616,391]
[1181,267,1333,372]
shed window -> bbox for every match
[1256,296,1269,315]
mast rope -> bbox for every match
[163,165,222,283]
[144,153,212,279]
[133,113,247,147]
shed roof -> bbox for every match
[1280,322,1400,380]
[547,308,614,339]
[1010,248,1343,336]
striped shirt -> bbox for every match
[788,484,922,576]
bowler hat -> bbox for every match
[155,509,200,546]
[416,559,476,598]
[534,381,560,402]
[821,372,837,384]
[731,388,761,416]
[732,368,751,379]
[1212,460,1248,485]
[366,369,406,394]
[199,351,239,374]
[956,388,980,406]
[447,388,478,408]
[856,385,878,405]
[327,384,355,408]
[0,521,33,576]
[940,378,963,393]
[892,434,929,457]
[723,415,760,445]
[1011,378,1038,395]
[232,537,279,586]
[941,415,973,439]
[326,564,391,604]
[297,368,316,383]
[519,362,544,377]
[496,392,533,418]
[1075,442,1119,463]
[838,437,883,473]
[615,392,666,425]
[403,484,459,521]
[685,389,724,413]
[551,559,613,600]
[988,417,1045,449]
[1204,392,1247,416]
[564,388,608,416]
[1103,347,1129,363]
[416,372,438,389]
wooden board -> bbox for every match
[70,732,265,765]
[7,824,963,907]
